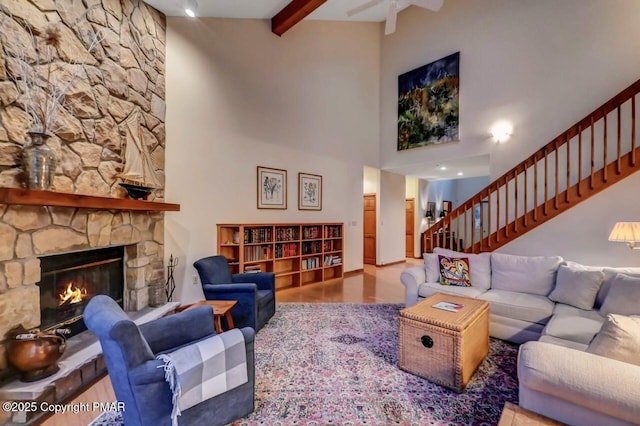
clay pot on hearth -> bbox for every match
[8,332,66,382]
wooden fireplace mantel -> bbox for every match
[0,188,180,212]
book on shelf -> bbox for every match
[243,265,262,273]
[432,301,464,312]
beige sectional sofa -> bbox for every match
[400,248,640,426]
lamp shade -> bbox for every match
[608,222,640,249]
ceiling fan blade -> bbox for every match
[385,2,398,35]
[406,0,444,12]
[347,0,385,17]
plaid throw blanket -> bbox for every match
[157,328,248,426]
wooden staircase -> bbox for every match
[424,78,640,253]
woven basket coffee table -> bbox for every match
[399,292,490,392]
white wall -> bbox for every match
[165,18,380,302]
[378,170,406,264]
[380,0,640,263]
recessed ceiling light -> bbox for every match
[439,166,447,171]
[457,172,463,176]
[185,0,197,17]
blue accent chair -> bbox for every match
[84,295,255,426]
[194,255,276,332]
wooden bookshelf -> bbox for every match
[217,223,343,290]
[0,188,180,211]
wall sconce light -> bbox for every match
[608,222,640,249]
[491,121,513,143]
[425,210,434,219]
[439,210,447,218]
[185,0,198,17]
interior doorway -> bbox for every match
[363,194,376,265]
[405,198,414,258]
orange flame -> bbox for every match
[59,282,87,305]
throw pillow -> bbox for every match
[548,264,604,310]
[438,255,472,287]
[490,253,563,296]
[433,248,491,290]
[598,267,640,308]
[599,273,640,316]
[587,314,640,366]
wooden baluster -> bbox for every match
[590,116,595,189]
[633,94,637,166]
[533,159,538,221]
[505,179,509,238]
[554,140,559,210]
[466,204,472,251]
[578,124,582,197]
[490,190,491,251]
[456,209,461,252]
[523,166,528,227]
[617,106,622,174]
[566,134,570,203]
[544,147,549,216]
[496,186,501,243]
[514,171,518,233]
[479,199,484,251]
[448,216,454,250]
[603,112,608,182]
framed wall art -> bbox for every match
[298,173,322,211]
[397,51,460,151]
[257,166,287,209]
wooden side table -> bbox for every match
[177,300,237,333]
[498,402,564,425]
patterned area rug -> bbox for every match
[91,303,519,425]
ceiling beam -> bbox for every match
[271,0,327,36]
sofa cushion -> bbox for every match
[542,304,605,345]
[422,253,440,283]
[548,264,604,310]
[538,334,589,351]
[479,289,554,324]
[597,267,640,308]
[417,282,486,299]
[587,314,640,366]
[437,255,471,287]
[434,248,491,290]
[491,253,562,296]
[599,273,640,316]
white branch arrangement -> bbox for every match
[2,2,105,136]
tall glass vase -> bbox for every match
[22,132,56,191]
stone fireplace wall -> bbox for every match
[0,0,167,382]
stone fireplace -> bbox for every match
[0,0,169,397]
[0,206,165,383]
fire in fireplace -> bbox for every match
[37,246,124,338]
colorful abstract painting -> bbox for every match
[397,52,460,151]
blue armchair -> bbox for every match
[194,255,276,331]
[84,295,255,426]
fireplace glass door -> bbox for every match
[38,246,124,337]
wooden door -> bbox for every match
[363,194,376,265]
[405,198,414,258]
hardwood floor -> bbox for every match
[40,260,416,425]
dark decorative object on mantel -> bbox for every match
[165,254,178,302]
[8,327,70,382]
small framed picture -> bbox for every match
[257,166,287,209]
[298,173,322,211]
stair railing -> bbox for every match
[424,78,640,253]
